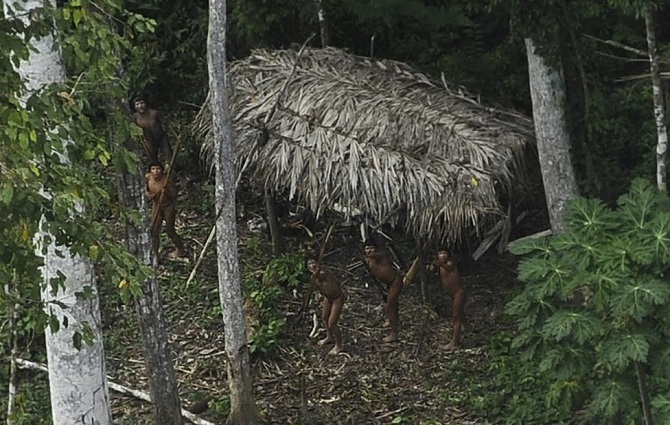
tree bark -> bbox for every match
[208,0,260,423]
[525,37,579,234]
[4,0,112,423]
[112,109,183,423]
[5,284,20,425]
[39,234,112,424]
[314,0,330,47]
[643,3,668,193]
[116,167,184,424]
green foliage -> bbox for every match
[244,253,305,355]
[464,333,574,424]
[504,179,670,423]
[1,1,161,420]
[0,372,51,425]
[125,0,207,104]
[210,394,231,416]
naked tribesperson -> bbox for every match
[133,97,174,166]
[145,162,187,265]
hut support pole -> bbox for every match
[414,236,428,305]
[265,190,282,257]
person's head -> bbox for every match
[133,96,146,113]
[437,249,451,262]
[363,239,378,256]
[307,259,319,273]
[149,161,164,177]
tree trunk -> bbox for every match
[314,0,330,47]
[4,0,112,423]
[643,3,668,193]
[112,104,184,423]
[208,0,260,423]
[525,37,579,234]
[39,230,113,424]
[5,284,20,425]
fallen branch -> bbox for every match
[508,229,552,246]
[186,206,225,288]
[15,359,215,425]
[186,224,216,288]
[375,406,408,420]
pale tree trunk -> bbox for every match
[39,230,112,424]
[644,3,668,193]
[4,0,112,423]
[208,0,260,423]
[5,283,19,425]
[110,101,183,424]
[525,38,579,234]
[314,0,330,46]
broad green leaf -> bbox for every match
[597,235,635,271]
[516,257,551,284]
[650,346,670,378]
[601,333,649,369]
[73,9,83,26]
[611,278,670,321]
[0,184,14,205]
[73,331,82,350]
[564,197,614,236]
[649,212,670,262]
[618,178,659,230]
[18,132,29,149]
[541,311,602,344]
[509,237,549,256]
[591,380,632,418]
[539,348,564,372]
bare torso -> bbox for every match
[366,252,400,287]
[134,109,166,142]
[145,173,176,207]
[315,270,345,301]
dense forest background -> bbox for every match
[3,0,670,423]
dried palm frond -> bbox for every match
[194,47,536,246]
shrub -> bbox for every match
[504,179,670,424]
[245,253,305,355]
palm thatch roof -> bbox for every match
[194,47,536,247]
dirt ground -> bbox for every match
[102,175,537,425]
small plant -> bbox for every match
[505,179,670,424]
[209,394,231,416]
[244,253,305,355]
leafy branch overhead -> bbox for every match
[195,47,537,245]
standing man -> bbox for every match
[145,162,187,265]
[132,96,174,166]
[364,240,403,343]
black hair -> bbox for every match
[363,239,377,247]
[148,161,163,170]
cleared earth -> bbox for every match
[103,174,535,424]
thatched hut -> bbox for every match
[195,47,537,251]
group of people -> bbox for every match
[134,97,465,351]
[307,239,466,355]
[132,96,188,266]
